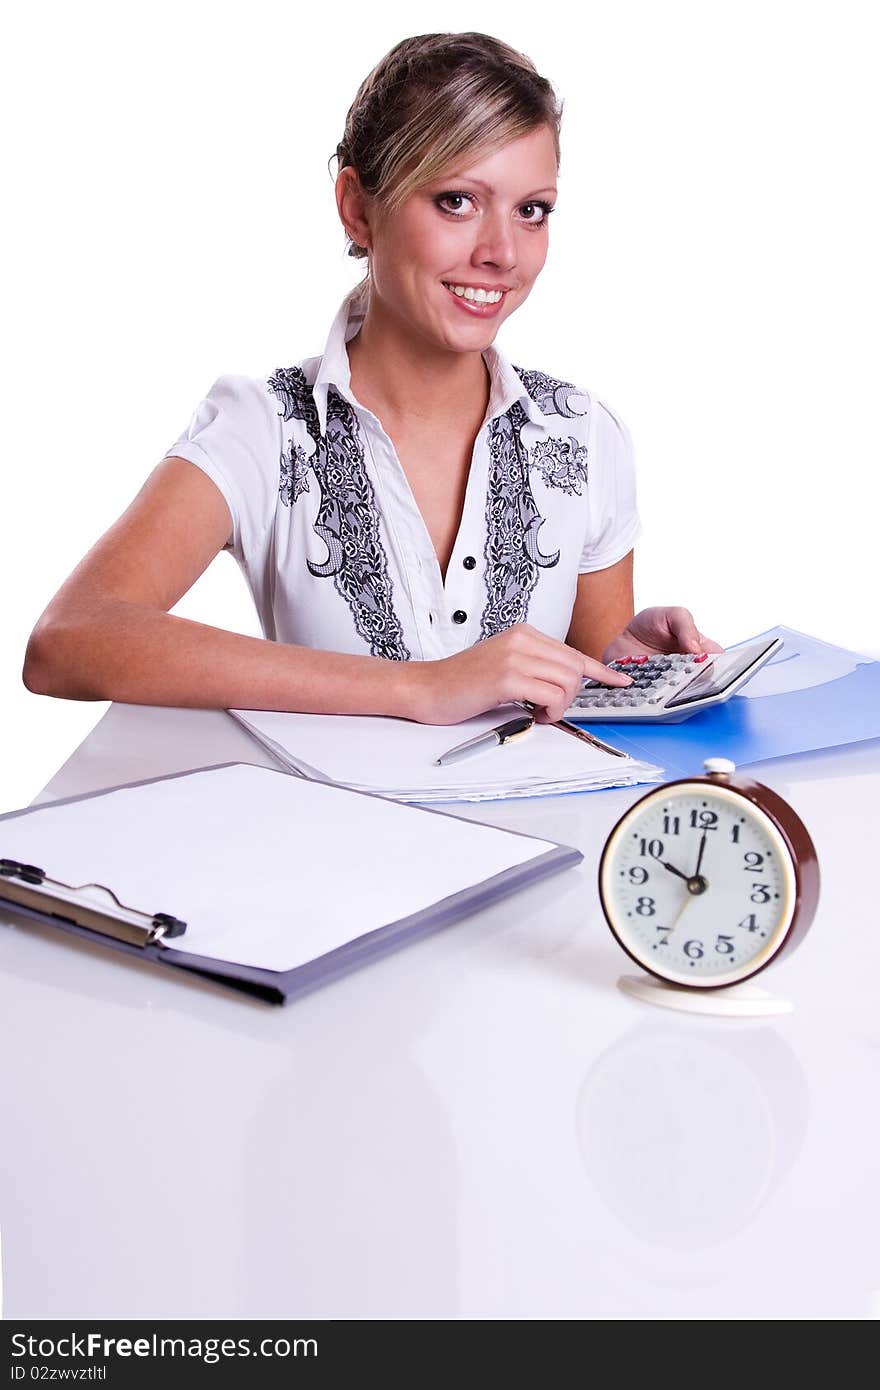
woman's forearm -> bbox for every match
[22,599,417,717]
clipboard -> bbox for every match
[0,763,582,1005]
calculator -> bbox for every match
[563,635,784,723]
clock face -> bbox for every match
[600,782,798,987]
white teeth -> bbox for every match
[444,283,505,304]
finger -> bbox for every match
[580,655,634,686]
[518,677,581,724]
[506,636,632,697]
[665,607,708,654]
[518,655,630,721]
[534,650,634,700]
[697,632,725,653]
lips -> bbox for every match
[443,281,510,298]
[441,282,508,316]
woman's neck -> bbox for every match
[345,292,491,432]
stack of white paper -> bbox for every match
[228,707,664,803]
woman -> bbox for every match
[23,31,719,725]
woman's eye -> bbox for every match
[436,193,473,216]
[520,202,554,225]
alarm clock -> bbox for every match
[598,758,820,1015]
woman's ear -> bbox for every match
[335,166,373,254]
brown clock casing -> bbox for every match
[598,767,820,989]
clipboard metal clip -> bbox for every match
[0,858,187,948]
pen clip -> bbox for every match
[498,720,534,745]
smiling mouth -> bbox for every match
[441,281,509,306]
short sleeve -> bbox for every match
[163,374,281,578]
[578,400,642,572]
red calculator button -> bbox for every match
[694,652,709,663]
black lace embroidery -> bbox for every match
[480,403,560,638]
[478,368,594,637]
[279,441,310,505]
[511,366,589,420]
[529,434,589,496]
[267,367,411,661]
[512,365,589,493]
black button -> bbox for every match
[452,610,467,624]
[463,555,476,570]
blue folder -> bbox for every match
[572,625,880,778]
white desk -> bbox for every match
[2,704,878,1319]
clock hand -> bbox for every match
[687,831,710,895]
[663,887,696,935]
[694,831,708,878]
[660,860,690,882]
[662,853,711,941]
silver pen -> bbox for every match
[434,714,535,767]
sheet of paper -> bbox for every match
[229,707,662,800]
[0,765,557,973]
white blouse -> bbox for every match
[163,280,641,661]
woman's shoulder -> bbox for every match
[187,352,323,432]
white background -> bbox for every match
[2,0,877,814]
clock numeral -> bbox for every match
[655,926,671,945]
[750,882,771,904]
[731,823,741,844]
[628,866,649,886]
[737,913,759,932]
[662,814,681,836]
[683,939,704,959]
[638,838,664,860]
[689,809,718,831]
[715,934,735,955]
[635,896,656,916]
[743,851,765,870]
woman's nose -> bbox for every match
[471,211,517,271]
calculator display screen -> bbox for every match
[665,639,779,708]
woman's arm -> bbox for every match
[565,550,723,662]
[23,458,632,723]
[22,457,421,715]
[565,552,635,660]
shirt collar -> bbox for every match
[310,281,549,436]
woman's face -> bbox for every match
[360,123,558,353]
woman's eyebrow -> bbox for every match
[436,175,558,198]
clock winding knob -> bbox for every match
[704,757,737,776]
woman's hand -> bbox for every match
[601,607,724,664]
[406,623,634,726]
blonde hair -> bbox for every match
[333,32,563,260]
